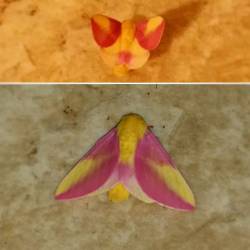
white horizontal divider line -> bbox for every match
[0,82,249,85]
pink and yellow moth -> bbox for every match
[55,114,195,211]
[90,15,165,76]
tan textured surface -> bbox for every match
[0,85,250,249]
[0,0,250,82]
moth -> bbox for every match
[90,15,165,76]
[55,114,195,211]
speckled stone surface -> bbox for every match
[0,85,249,249]
[0,0,250,81]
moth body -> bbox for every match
[55,113,196,211]
[91,15,165,76]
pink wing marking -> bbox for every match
[135,130,195,211]
[55,128,119,200]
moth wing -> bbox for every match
[135,130,195,211]
[127,40,150,69]
[91,15,121,47]
[100,38,121,68]
[125,175,154,203]
[135,16,165,51]
[55,128,119,200]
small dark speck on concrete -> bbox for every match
[29,147,38,155]
[32,172,39,179]
[25,194,31,200]
[63,105,73,114]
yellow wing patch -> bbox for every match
[55,159,94,196]
[150,161,195,206]
[145,16,164,35]
[55,155,109,196]
[92,15,111,32]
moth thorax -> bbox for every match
[121,20,135,50]
[117,114,147,164]
[119,132,138,164]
